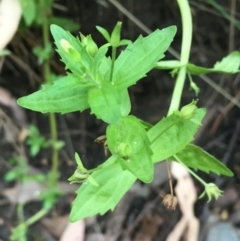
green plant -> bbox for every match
[4,156,45,183]
[4,156,62,241]
[26,125,50,156]
[17,0,239,223]
[26,124,64,157]
[4,1,81,240]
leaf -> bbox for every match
[107,116,153,182]
[19,0,36,26]
[70,163,136,221]
[214,51,240,72]
[187,51,240,75]
[88,81,122,124]
[49,17,80,32]
[90,46,109,80]
[110,22,122,47]
[32,43,53,64]
[18,75,91,113]
[96,26,110,42]
[173,144,233,176]
[148,108,206,163]
[118,89,131,117]
[50,24,91,76]
[112,26,177,89]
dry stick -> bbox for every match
[166,160,174,196]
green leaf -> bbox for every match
[118,89,131,117]
[214,51,240,73]
[107,116,153,182]
[187,51,240,75]
[112,26,177,89]
[19,0,36,26]
[96,26,111,42]
[148,108,206,163]
[88,81,122,124]
[18,75,91,113]
[32,43,53,64]
[70,163,136,221]
[110,22,122,47]
[119,39,132,46]
[90,46,109,80]
[50,24,91,75]
[49,17,80,32]
[173,144,233,176]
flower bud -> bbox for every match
[60,39,81,62]
[80,34,98,56]
[199,183,223,202]
[117,142,132,160]
[68,168,89,184]
[162,194,178,210]
[180,100,198,119]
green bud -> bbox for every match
[110,22,122,47]
[68,168,89,184]
[180,100,198,119]
[80,34,98,56]
[117,142,132,159]
[60,39,81,62]
[199,183,223,202]
[68,152,89,184]
[60,39,72,53]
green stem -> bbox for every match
[167,0,193,116]
[40,0,59,187]
[173,154,207,186]
[109,46,117,82]
[17,203,27,241]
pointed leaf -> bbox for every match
[148,108,206,163]
[110,22,122,47]
[96,26,110,42]
[119,89,131,116]
[88,81,122,124]
[187,51,240,75]
[107,116,153,182]
[20,0,36,26]
[173,144,233,176]
[112,26,177,89]
[214,51,240,73]
[18,75,91,113]
[50,24,91,75]
[70,163,136,221]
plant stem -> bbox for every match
[40,0,59,187]
[166,160,174,196]
[24,208,49,227]
[173,154,207,186]
[17,203,27,241]
[167,0,193,115]
[109,46,117,82]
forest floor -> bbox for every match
[0,0,240,241]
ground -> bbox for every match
[0,0,240,241]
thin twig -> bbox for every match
[166,160,174,196]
